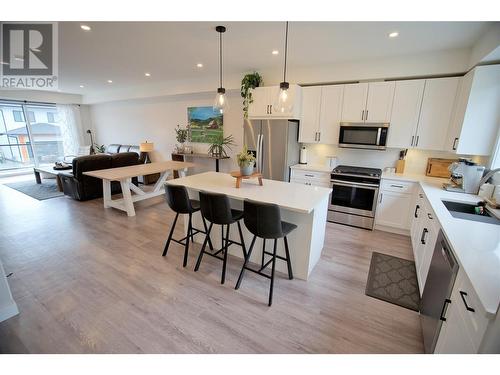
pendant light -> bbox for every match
[275,21,292,114]
[213,25,229,114]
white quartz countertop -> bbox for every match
[291,164,332,173]
[167,172,332,214]
[383,172,500,315]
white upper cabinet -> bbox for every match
[299,85,343,144]
[365,81,395,122]
[341,82,394,123]
[446,64,500,155]
[341,83,368,122]
[414,77,460,150]
[248,85,302,120]
[299,86,322,143]
[387,80,425,148]
[318,85,344,144]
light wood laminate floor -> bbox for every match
[0,181,424,353]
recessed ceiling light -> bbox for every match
[388,31,399,38]
[79,85,84,88]
[196,63,203,68]
[272,50,279,55]
[107,80,113,83]
[144,72,151,77]
[81,25,91,31]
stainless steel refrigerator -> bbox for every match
[243,119,300,182]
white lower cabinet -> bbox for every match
[290,168,330,188]
[375,179,415,231]
[435,269,491,353]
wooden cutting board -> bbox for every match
[426,158,457,178]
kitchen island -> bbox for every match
[166,171,332,280]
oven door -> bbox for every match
[329,179,379,217]
[338,123,388,150]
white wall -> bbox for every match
[89,91,244,174]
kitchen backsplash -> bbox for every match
[302,143,488,175]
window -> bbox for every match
[47,112,56,123]
[27,111,35,123]
[13,110,23,122]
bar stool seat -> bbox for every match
[235,199,296,306]
[194,191,247,284]
[162,184,213,267]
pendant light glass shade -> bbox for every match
[274,21,292,114]
[214,26,229,114]
[275,81,292,114]
[214,87,229,114]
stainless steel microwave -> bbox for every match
[338,122,389,150]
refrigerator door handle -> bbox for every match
[259,133,264,172]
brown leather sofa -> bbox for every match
[59,152,140,201]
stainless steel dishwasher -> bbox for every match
[420,230,459,353]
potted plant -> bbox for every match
[236,145,256,176]
[175,124,189,153]
[241,72,263,118]
[207,134,235,158]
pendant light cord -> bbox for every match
[219,30,223,88]
[283,21,289,83]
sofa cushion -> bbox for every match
[106,144,121,154]
[72,154,112,180]
[118,145,132,153]
[110,152,140,168]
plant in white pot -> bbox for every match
[236,145,256,176]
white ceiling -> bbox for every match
[56,21,491,96]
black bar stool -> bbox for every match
[162,185,213,267]
[194,191,247,284]
[235,199,296,306]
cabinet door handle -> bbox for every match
[421,228,428,244]
[390,184,404,188]
[318,132,321,142]
[411,135,414,147]
[361,110,364,121]
[269,104,272,114]
[379,193,383,204]
[440,298,452,321]
[452,137,458,151]
[414,204,420,218]
[266,105,269,114]
[415,135,419,147]
[365,110,369,121]
[459,291,475,312]
[305,174,314,177]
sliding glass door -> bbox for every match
[0,101,64,171]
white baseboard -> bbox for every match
[0,302,19,323]
[374,224,410,236]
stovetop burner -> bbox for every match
[332,165,382,178]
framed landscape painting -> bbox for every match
[187,106,223,143]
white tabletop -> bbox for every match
[167,172,332,213]
[83,161,195,181]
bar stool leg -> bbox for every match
[236,220,247,258]
[183,213,192,267]
[268,239,278,306]
[283,236,294,280]
[261,239,266,268]
[201,216,214,251]
[195,222,213,271]
[235,235,256,290]
[162,213,179,256]
[221,224,230,284]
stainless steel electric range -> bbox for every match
[328,165,382,230]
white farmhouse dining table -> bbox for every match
[84,161,195,216]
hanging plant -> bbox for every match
[241,72,263,118]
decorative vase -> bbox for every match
[240,164,254,176]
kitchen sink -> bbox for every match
[442,200,500,225]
